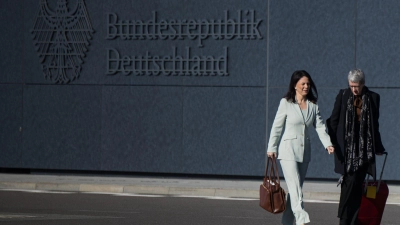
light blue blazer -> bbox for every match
[267,98,332,163]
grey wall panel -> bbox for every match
[2,0,399,180]
[101,86,183,173]
[101,0,186,86]
[101,0,266,87]
[369,88,398,180]
[0,0,23,83]
[0,85,23,167]
[181,34,267,87]
[22,0,42,83]
[268,0,355,88]
[182,87,265,176]
[182,0,267,87]
[23,0,104,85]
[21,85,102,170]
[71,0,105,85]
[357,1,400,87]
[23,0,55,84]
[267,88,286,143]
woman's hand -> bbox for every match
[326,146,335,154]
[267,152,277,158]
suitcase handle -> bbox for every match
[364,152,388,194]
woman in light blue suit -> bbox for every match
[267,70,334,225]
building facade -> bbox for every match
[0,0,397,180]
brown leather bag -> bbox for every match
[259,156,286,214]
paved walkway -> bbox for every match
[1,173,399,203]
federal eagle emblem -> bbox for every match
[31,0,94,84]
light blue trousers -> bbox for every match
[280,160,310,225]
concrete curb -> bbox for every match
[0,181,257,198]
[79,184,124,193]
[123,185,170,195]
[0,182,37,190]
[1,181,400,204]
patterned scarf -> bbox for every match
[344,93,374,174]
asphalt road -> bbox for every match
[0,190,399,225]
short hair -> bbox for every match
[348,69,365,84]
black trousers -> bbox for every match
[338,165,368,225]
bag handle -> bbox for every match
[364,152,388,193]
[264,156,281,188]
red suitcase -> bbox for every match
[358,152,389,225]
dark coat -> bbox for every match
[327,87,385,179]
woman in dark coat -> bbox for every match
[327,69,385,225]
